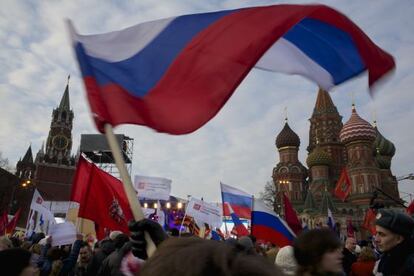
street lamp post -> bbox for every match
[9,178,32,212]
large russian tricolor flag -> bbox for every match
[251,199,296,248]
[221,182,253,219]
[68,4,394,134]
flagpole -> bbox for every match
[220,182,229,237]
[179,198,190,237]
[25,209,33,236]
[104,124,156,257]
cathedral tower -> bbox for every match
[273,120,307,208]
[308,89,346,184]
[339,104,380,206]
[15,145,36,180]
[306,143,332,200]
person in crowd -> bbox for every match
[29,243,42,266]
[30,232,46,245]
[0,247,37,276]
[350,247,376,276]
[86,237,115,275]
[265,243,279,263]
[342,237,357,275]
[37,234,83,276]
[373,209,414,275]
[139,236,283,276]
[236,236,256,255]
[128,219,283,275]
[0,235,12,251]
[70,242,92,276]
[128,219,168,260]
[50,259,63,276]
[275,245,297,275]
[10,236,22,248]
[293,228,344,276]
[98,233,131,276]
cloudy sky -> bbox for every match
[1,0,413,205]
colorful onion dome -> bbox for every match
[375,154,391,170]
[374,126,396,157]
[306,146,332,167]
[339,105,376,144]
[276,122,300,149]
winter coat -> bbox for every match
[373,238,414,276]
[350,260,375,276]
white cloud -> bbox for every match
[1,0,413,205]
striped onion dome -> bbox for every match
[340,105,376,144]
[276,122,300,149]
[306,146,332,167]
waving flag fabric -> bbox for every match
[0,211,8,235]
[6,208,21,234]
[283,193,302,235]
[226,203,249,237]
[327,208,336,230]
[221,182,253,219]
[71,155,134,239]
[251,199,296,247]
[334,167,352,201]
[68,4,394,134]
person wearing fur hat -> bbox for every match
[373,209,414,276]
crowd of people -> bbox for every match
[0,209,413,276]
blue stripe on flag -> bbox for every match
[222,192,252,208]
[252,211,295,241]
[283,18,365,84]
[78,10,235,97]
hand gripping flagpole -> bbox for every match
[104,124,156,257]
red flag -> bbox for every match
[73,156,134,239]
[0,211,8,235]
[346,217,355,238]
[70,155,94,203]
[334,167,352,201]
[283,193,302,235]
[6,208,21,235]
[407,200,414,215]
[362,208,377,235]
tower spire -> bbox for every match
[59,75,71,110]
[351,91,356,112]
[22,145,33,163]
[284,106,288,123]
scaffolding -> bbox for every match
[80,134,134,178]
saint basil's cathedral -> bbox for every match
[272,88,402,237]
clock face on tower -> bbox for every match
[52,135,69,150]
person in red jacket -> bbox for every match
[350,247,376,276]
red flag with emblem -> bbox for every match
[362,208,377,235]
[71,155,133,239]
[334,167,352,202]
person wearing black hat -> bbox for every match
[373,209,414,276]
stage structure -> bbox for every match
[80,134,134,178]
